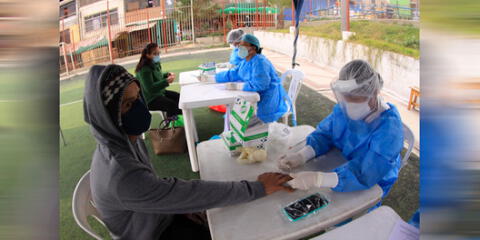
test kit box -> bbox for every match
[223,97,269,152]
[198,62,216,75]
[221,130,242,152]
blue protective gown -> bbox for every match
[306,103,404,197]
[229,48,243,66]
[216,54,289,123]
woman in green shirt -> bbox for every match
[135,43,182,117]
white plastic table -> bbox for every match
[313,206,411,240]
[197,125,383,240]
[179,83,260,172]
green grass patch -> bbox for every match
[271,20,419,58]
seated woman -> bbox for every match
[215,34,290,124]
[135,43,181,118]
[279,59,404,200]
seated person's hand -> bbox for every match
[167,72,175,83]
[277,152,306,171]
[257,172,294,195]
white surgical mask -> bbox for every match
[344,101,372,120]
[238,46,249,59]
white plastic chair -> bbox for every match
[72,170,110,240]
[401,123,415,168]
[281,69,305,126]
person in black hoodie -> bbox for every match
[83,64,294,240]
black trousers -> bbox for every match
[148,90,182,117]
[158,214,211,240]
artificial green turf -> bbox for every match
[60,50,419,239]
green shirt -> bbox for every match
[135,62,170,105]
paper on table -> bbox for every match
[388,219,420,240]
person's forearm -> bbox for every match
[118,177,266,214]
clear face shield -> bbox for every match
[227,30,244,48]
[330,78,379,121]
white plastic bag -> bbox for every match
[266,122,292,160]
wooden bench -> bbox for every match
[408,86,420,110]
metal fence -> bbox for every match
[59,1,277,74]
[284,0,419,22]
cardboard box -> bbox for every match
[228,97,268,150]
[221,131,242,154]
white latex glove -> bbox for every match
[278,152,304,171]
[287,171,339,190]
[277,145,316,171]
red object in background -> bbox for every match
[209,105,227,113]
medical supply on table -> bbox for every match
[198,62,216,75]
[282,193,330,222]
[237,147,267,164]
[265,122,292,160]
[197,62,217,83]
[221,130,242,155]
[229,98,268,148]
[222,97,269,156]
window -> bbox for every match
[59,1,76,18]
[84,9,119,32]
[60,29,71,44]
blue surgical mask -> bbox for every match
[153,55,161,63]
[121,99,152,136]
[238,46,249,59]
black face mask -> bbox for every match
[121,99,152,136]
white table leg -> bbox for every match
[182,108,199,172]
[224,104,231,133]
[191,111,199,142]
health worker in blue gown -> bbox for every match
[279,59,404,199]
[215,34,290,123]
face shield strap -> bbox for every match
[364,96,390,123]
